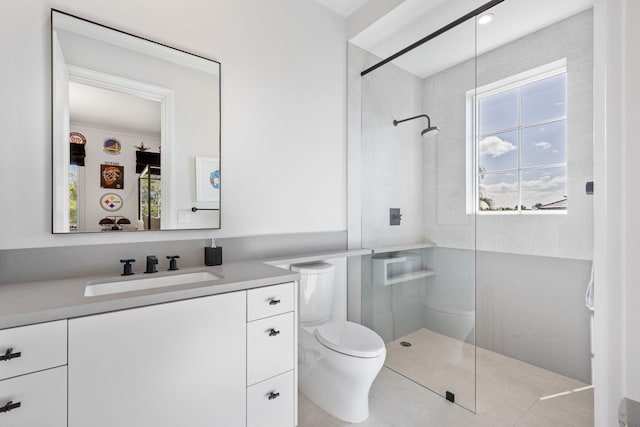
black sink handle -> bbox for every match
[0,348,21,362]
[0,400,21,413]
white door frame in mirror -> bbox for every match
[52,31,70,233]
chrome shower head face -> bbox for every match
[421,126,440,138]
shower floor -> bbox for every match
[299,327,594,426]
[386,328,476,409]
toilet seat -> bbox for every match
[314,321,385,358]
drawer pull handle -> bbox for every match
[268,328,280,337]
[0,401,21,414]
[0,348,21,362]
[269,299,281,306]
[268,392,280,400]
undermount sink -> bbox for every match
[85,271,221,297]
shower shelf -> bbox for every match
[368,242,436,255]
[372,255,435,286]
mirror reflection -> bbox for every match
[52,10,221,233]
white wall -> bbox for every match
[0,0,346,249]
[624,0,640,404]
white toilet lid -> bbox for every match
[314,321,386,358]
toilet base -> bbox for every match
[299,330,385,423]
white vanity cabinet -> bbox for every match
[67,281,298,427]
[0,320,68,427]
[68,291,247,427]
[246,282,297,427]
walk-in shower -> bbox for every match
[393,114,440,138]
[352,0,595,420]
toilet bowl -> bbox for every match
[293,262,386,424]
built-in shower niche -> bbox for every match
[371,250,435,286]
[361,244,437,343]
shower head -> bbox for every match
[393,114,439,138]
[421,126,439,138]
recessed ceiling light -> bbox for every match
[478,13,494,25]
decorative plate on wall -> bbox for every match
[70,131,86,144]
[100,193,123,212]
[103,138,122,154]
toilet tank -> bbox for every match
[291,262,336,323]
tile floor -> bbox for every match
[298,328,593,427]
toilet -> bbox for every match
[293,262,386,424]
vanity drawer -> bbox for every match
[247,312,294,385]
[0,320,67,381]
[0,366,67,427]
[247,282,294,321]
[247,370,294,427]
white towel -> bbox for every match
[585,262,595,311]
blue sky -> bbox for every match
[478,73,567,209]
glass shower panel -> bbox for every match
[359,13,478,412]
[474,0,594,421]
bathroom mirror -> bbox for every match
[51,9,220,233]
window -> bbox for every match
[69,164,79,231]
[469,61,567,214]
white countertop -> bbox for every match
[262,248,372,266]
[0,261,299,330]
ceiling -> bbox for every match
[351,0,594,78]
[312,0,369,17]
[69,82,161,136]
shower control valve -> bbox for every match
[390,208,402,226]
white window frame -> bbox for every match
[466,59,568,215]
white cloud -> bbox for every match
[521,174,566,191]
[481,180,518,207]
[484,181,518,193]
[481,173,566,208]
[534,141,552,150]
[479,136,517,158]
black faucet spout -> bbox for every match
[145,255,158,274]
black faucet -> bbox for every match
[167,255,180,271]
[145,255,158,274]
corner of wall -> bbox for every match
[347,0,405,40]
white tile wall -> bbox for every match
[359,50,425,249]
